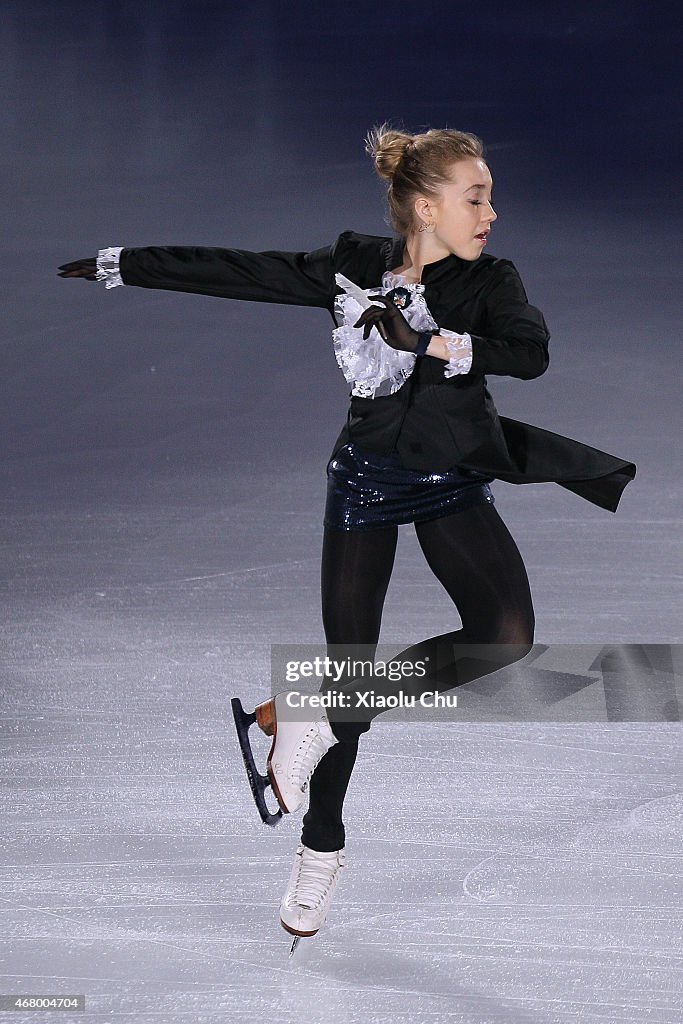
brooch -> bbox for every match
[385,286,413,310]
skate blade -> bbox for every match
[284,925,323,961]
[230,697,283,827]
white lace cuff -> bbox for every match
[95,246,125,289]
[440,329,473,376]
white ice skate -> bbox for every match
[280,842,346,955]
[231,691,339,824]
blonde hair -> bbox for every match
[365,122,485,236]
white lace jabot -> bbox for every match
[333,271,472,399]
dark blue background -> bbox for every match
[3,0,680,468]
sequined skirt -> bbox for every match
[324,443,495,531]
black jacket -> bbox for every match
[117,230,636,512]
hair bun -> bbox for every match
[363,121,485,237]
[364,122,413,182]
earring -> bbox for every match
[418,220,435,233]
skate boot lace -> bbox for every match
[291,723,335,793]
[290,847,344,910]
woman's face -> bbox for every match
[415,157,498,261]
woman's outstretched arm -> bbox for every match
[58,236,345,310]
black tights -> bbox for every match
[300,502,535,852]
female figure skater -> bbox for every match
[58,124,635,953]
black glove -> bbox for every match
[57,258,98,280]
[353,293,423,353]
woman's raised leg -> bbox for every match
[325,501,535,740]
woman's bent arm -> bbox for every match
[468,261,550,380]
